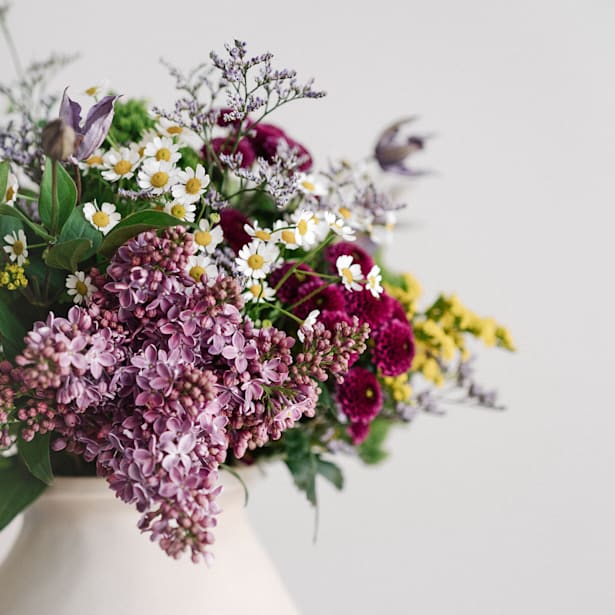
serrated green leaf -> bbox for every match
[100,210,183,256]
[0,160,9,201]
[0,456,46,531]
[0,204,54,241]
[44,238,93,271]
[58,205,102,259]
[0,295,27,359]
[39,158,77,230]
[316,457,344,490]
[19,433,53,485]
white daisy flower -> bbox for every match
[83,201,121,235]
[193,219,223,254]
[242,280,276,304]
[66,271,97,305]
[3,172,18,205]
[3,229,28,265]
[135,128,159,158]
[79,149,105,174]
[272,220,300,250]
[83,80,109,98]
[165,201,196,223]
[186,254,218,285]
[336,254,363,292]
[156,117,188,139]
[298,309,320,343]
[101,147,140,182]
[236,240,280,280]
[143,136,181,164]
[291,209,318,249]
[137,159,177,195]
[245,221,274,243]
[369,211,397,245]
[295,173,326,197]
[324,211,356,241]
[365,265,384,298]
[172,164,209,204]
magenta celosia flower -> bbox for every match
[372,319,415,377]
[219,208,252,253]
[337,366,383,424]
[343,287,393,329]
[268,262,316,303]
[325,241,374,276]
[249,123,312,171]
[210,136,256,168]
[292,280,346,319]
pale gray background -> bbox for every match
[2,0,615,613]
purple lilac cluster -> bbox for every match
[8,228,361,563]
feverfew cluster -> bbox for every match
[0,35,514,564]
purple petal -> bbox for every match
[76,95,119,160]
[59,89,83,133]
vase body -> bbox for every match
[0,473,300,615]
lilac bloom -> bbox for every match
[59,88,119,161]
[374,117,429,176]
[160,432,196,472]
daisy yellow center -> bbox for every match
[341,267,353,284]
[249,284,262,297]
[155,148,172,162]
[12,240,24,256]
[301,180,316,192]
[386,222,395,231]
[194,230,212,246]
[170,204,186,218]
[113,160,132,175]
[5,186,15,202]
[151,171,169,188]
[247,254,265,270]
[281,230,296,244]
[189,266,205,281]
[92,211,110,228]
[368,275,377,286]
[297,219,309,236]
[365,387,375,399]
[85,86,99,96]
[75,280,89,296]
[254,229,271,241]
[185,178,202,195]
[167,125,183,135]
[339,207,352,220]
[85,155,103,166]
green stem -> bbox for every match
[288,279,336,311]
[51,160,59,234]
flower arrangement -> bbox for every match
[0,33,514,564]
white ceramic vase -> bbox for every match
[0,471,300,615]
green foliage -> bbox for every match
[19,433,53,485]
[0,204,53,241]
[58,205,102,258]
[0,456,46,531]
[0,292,26,359]
[178,146,201,171]
[284,428,344,507]
[100,210,184,256]
[39,158,77,231]
[44,238,93,271]
[358,418,392,465]
[108,99,155,145]
[0,160,9,200]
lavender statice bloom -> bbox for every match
[59,88,118,161]
[374,117,429,176]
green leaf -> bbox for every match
[39,158,77,230]
[0,204,54,241]
[316,458,344,490]
[44,238,93,271]
[100,210,183,256]
[0,295,27,359]
[0,456,46,531]
[19,433,53,485]
[58,205,102,259]
[0,160,9,201]
[358,418,392,465]
[284,429,317,506]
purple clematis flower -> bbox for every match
[374,117,429,176]
[59,88,119,161]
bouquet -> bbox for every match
[0,34,514,564]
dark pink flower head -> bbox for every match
[219,208,252,253]
[337,366,382,424]
[385,294,410,325]
[268,262,316,303]
[372,319,415,377]
[248,123,312,171]
[293,282,346,319]
[325,242,374,276]
[210,137,256,168]
[347,420,370,445]
[343,287,393,330]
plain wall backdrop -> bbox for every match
[1,0,614,613]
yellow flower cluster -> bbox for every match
[383,272,422,318]
[382,373,412,402]
[0,262,28,290]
